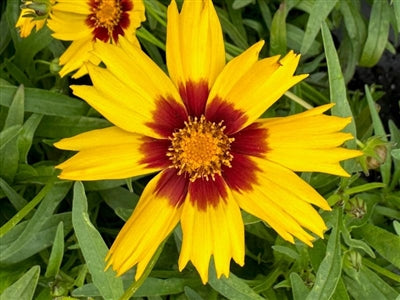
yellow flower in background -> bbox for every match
[46,0,145,78]
[16,0,54,38]
[55,0,361,284]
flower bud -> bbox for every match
[358,137,389,175]
[344,250,362,271]
[346,197,367,219]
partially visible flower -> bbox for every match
[16,0,53,38]
[55,0,362,284]
[46,0,145,78]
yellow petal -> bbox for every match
[92,38,182,108]
[51,0,90,15]
[16,8,46,38]
[207,50,307,133]
[234,157,330,246]
[47,10,90,40]
[166,0,225,88]
[71,61,184,138]
[259,106,362,176]
[179,181,244,284]
[106,170,183,279]
[54,127,166,180]
[58,37,94,77]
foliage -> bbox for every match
[1,0,399,299]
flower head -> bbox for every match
[46,0,145,78]
[55,0,361,283]
[16,0,53,38]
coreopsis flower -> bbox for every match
[16,0,53,38]
[55,0,361,283]
[46,0,145,78]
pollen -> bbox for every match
[167,115,234,182]
[86,0,132,42]
[95,0,120,26]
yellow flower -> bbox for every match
[46,0,145,78]
[16,0,53,38]
[55,0,361,284]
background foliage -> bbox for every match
[1,0,400,299]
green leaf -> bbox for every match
[0,11,11,55]
[272,245,299,260]
[321,21,358,172]
[287,24,321,56]
[269,3,287,56]
[0,124,22,151]
[290,272,309,300]
[208,262,263,300]
[0,178,56,238]
[133,277,199,297]
[184,286,205,300]
[45,222,65,278]
[307,209,342,300]
[344,265,399,299]
[232,0,254,9]
[394,0,400,33]
[0,213,72,264]
[344,182,386,195]
[300,0,338,55]
[18,113,43,163]
[100,187,139,221]
[0,85,89,117]
[330,278,350,300]
[0,131,19,183]
[339,0,366,58]
[36,115,110,139]
[0,181,71,262]
[392,149,400,160]
[72,181,124,300]
[0,177,27,210]
[359,0,390,67]
[257,0,272,30]
[0,266,40,300]
[357,223,400,269]
[3,84,24,129]
[217,9,247,50]
[341,222,375,258]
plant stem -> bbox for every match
[285,91,314,109]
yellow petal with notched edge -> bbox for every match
[71,62,180,138]
[105,171,182,279]
[92,38,182,107]
[207,50,308,133]
[235,157,330,246]
[58,37,94,77]
[166,0,225,88]
[258,106,362,176]
[54,127,163,180]
[207,41,265,101]
[179,184,244,284]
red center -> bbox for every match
[86,0,133,43]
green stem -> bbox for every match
[284,91,314,110]
[35,59,51,65]
[119,242,165,300]
[355,139,365,148]
[0,177,56,238]
[363,258,400,282]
